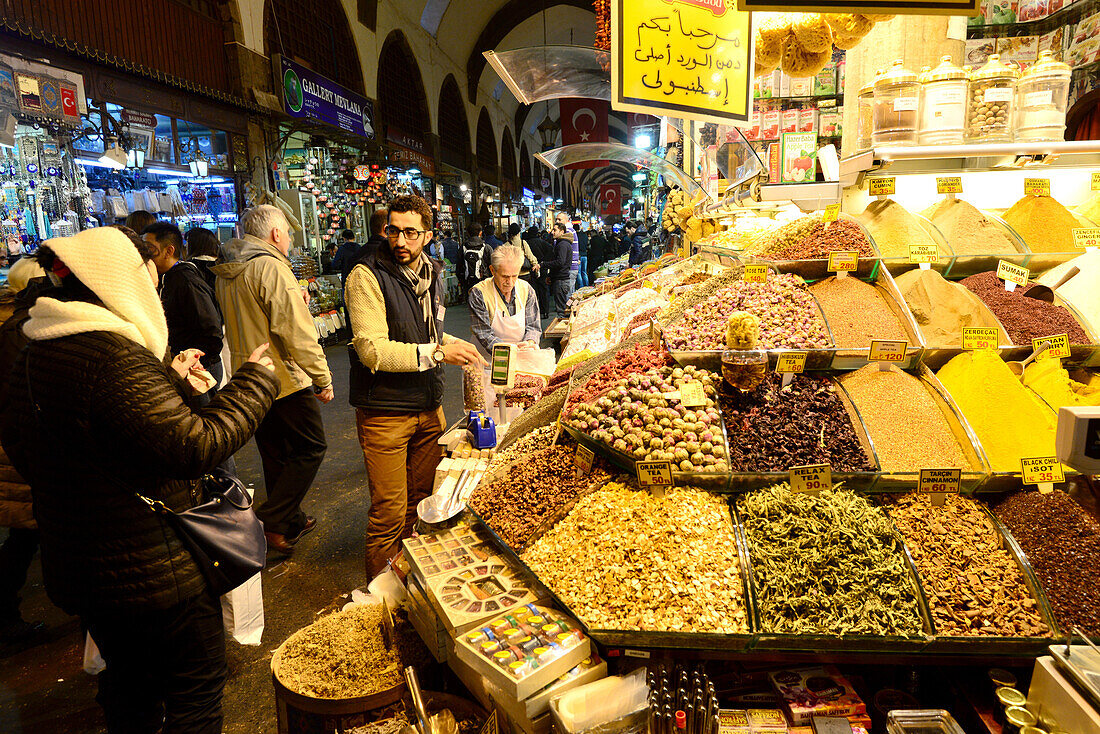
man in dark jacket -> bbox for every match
[541,221,575,319]
[332,229,361,278]
[360,209,389,262]
[483,223,503,249]
[144,223,225,386]
[457,222,491,296]
[343,195,484,577]
[440,229,460,264]
[587,226,607,284]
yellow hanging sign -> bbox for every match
[869,177,896,196]
[612,0,753,125]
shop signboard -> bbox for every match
[735,0,978,14]
[275,54,375,141]
[611,0,754,125]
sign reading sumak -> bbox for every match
[612,0,753,124]
[276,55,374,140]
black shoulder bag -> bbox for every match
[26,353,266,596]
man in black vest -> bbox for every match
[344,194,485,579]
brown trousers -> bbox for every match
[356,407,445,578]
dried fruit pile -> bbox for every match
[566,341,673,409]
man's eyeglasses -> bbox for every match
[384,225,427,242]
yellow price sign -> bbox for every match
[1020,456,1064,488]
[790,464,831,494]
[612,0,753,125]
[996,259,1029,287]
[909,245,939,264]
[869,177,896,196]
[679,381,708,408]
[642,278,656,290]
[637,460,674,488]
[937,177,962,195]
[827,251,859,273]
[1093,171,1100,191]
[962,327,1000,350]
[776,352,807,374]
[1025,178,1051,197]
[575,444,595,477]
[918,468,961,495]
[1033,333,1071,359]
[743,264,768,283]
[822,203,841,222]
[869,339,908,362]
[1073,227,1100,249]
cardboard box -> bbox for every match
[483,655,608,732]
[814,65,837,96]
[966,38,998,66]
[790,77,813,96]
[761,109,780,140]
[767,666,867,727]
[780,132,817,184]
[1018,0,1049,22]
[998,35,1040,66]
[1039,27,1068,61]
[780,73,791,97]
[406,573,451,662]
[746,709,788,730]
[799,108,817,134]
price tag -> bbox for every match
[1020,456,1064,494]
[1024,178,1051,197]
[1092,171,1100,191]
[790,464,831,494]
[575,444,595,477]
[909,244,939,265]
[937,177,962,195]
[996,259,1029,290]
[743,264,768,283]
[1073,227,1100,250]
[822,203,841,222]
[869,177,896,196]
[637,460,673,490]
[827,251,859,273]
[679,381,708,407]
[962,327,1000,350]
[776,352,807,374]
[1032,333,1071,359]
[642,278,657,290]
[919,468,961,507]
[869,339,908,363]
[603,313,616,342]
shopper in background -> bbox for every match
[587,225,607,285]
[483,223,503,249]
[541,221,574,319]
[321,242,338,274]
[457,222,491,297]
[185,228,225,290]
[574,223,589,289]
[124,210,156,234]
[468,245,542,360]
[144,223,225,389]
[344,194,485,578]
[554,212,580,298]
[1,226,279,733]
[213,204,334,556]
[361,211,389,262]
[525,228,551,318]
[440,228,460,264]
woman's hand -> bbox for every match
[171,349,204,379]
[247,343,275,373]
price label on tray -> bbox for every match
[962,327,1000,350]
[869,177,896,196]
[679,381,708,407]
[908,245,938,264]
[822,203,841,222]
[1093,171,1100,191]
[790,464,831,494]
[1073,227,1100,250]
[776,352,807,374]
[827,251,859,273]
[869,339,908,363]
[1020,456,1064,493]
[636,460,673,489]
[1025,178,1051,197]
[918,469,961,506]
[936,177,962,195]
[743,264,768,283]
[1033,333,1071,359]
[996,259,1029,289]
[575,444,595,477]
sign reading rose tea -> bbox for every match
[612,0,753,125]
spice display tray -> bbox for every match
[452,603,592,700]
[821,266,927,371]
[939,209,1031,279]
[402,522,496,580]
[738,214,884,284]
[1009,209,1098,276]
[483,653,607,726]
[879,209,957,279]
[864,364,989,495]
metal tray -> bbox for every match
[740,213,884,283]
[870,208,957,279]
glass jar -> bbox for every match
[721,349,767,392]
[1015,51,1071,142]
[920,56,968,145]
[857,78,876,150]
[966,54,1018,142]
[873,60,921,146]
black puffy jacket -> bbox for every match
[1,330,279,616]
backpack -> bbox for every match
[462,243,485,282]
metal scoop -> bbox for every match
[1006,341,1051,379]
[1024,266,1079,303]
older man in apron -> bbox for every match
[468,245,543,400]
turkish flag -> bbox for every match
[559,98,608,169]
[60,85,78,119]
[598,184,621,218]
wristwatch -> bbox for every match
[432,344,446,366]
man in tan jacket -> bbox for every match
[214,205,333,554]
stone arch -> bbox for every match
[263,0,363,95]
[476,108,498,185]
[438,74,471,170]
[500,127,517,189]
[377,29,431,141]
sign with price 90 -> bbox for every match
[790,464,831,493]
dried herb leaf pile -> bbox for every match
[738,484,923,636]
[884,493,1049,638]
[522,481,749,633]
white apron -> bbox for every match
[474,278,531,405]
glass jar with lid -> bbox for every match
[920,55,968,145]
[857,76,877,150]
[873,60,921,146]
[1015,51,1071,141]
[966,54,1018,142]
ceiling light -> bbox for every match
[98,139,128,170]
[634,133,652,149]
[407,167,420,176]
[460,183,468,192]
[632,171,646,182]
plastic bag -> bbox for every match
[515,347,556,376]
[221,573,264,645]
[83,632,106,675]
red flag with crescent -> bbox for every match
[558,98,609,169]
[598,184,621,218]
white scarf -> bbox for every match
[22,227,169,359]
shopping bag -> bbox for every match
[221,573,264,645]
[83,631,106,675]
